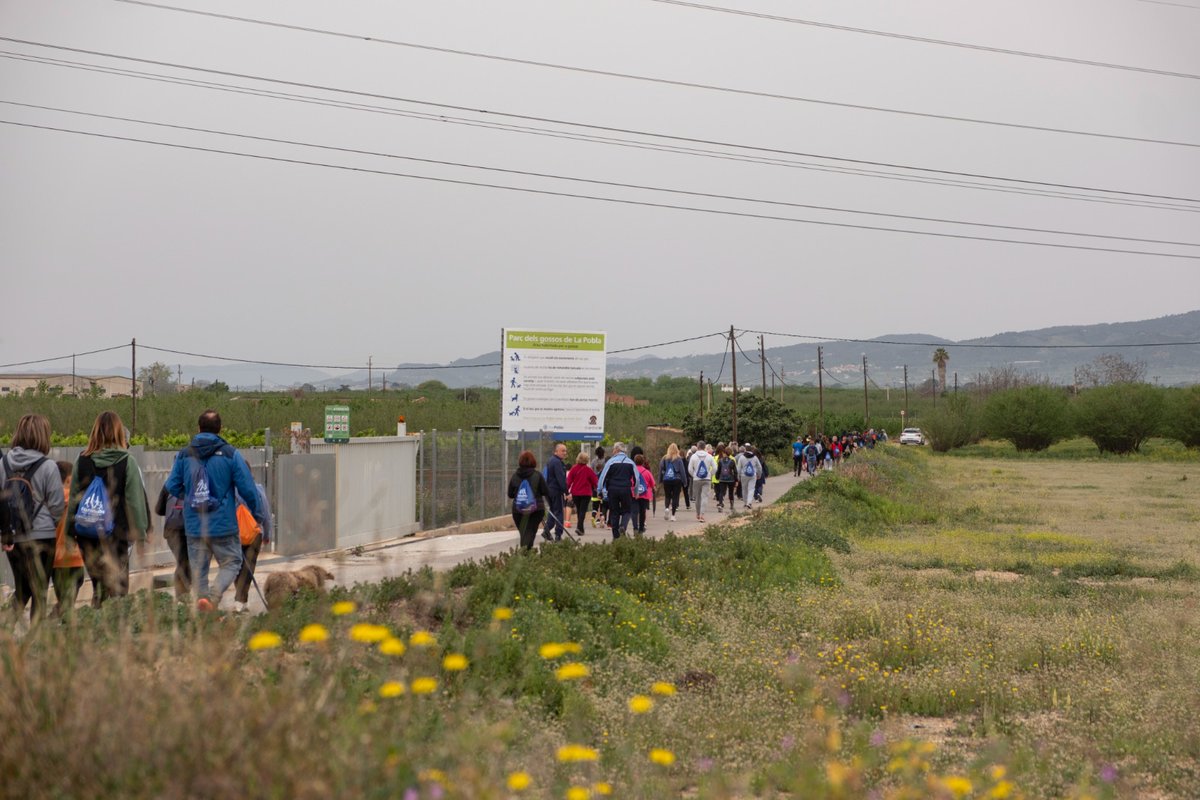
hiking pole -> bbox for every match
[545,508,581,543]
[249,572,269,609]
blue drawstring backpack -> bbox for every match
[515,478,539,514]
[74,475,114,538]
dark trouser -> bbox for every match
[77,537,131,607]
[164,528,192,599]
[794,455,802,476]
[663,480,682,515]
[52,567,85,616]
[607,490,632,539]
[542,494,566,539]
[234,532,263,603]
[6,539,55,621]
[755,477,765,500]
[682,477,691,508]
[572,495,591,533]
[716,482,734,507]
[513,509,546,550]
[636,498,650,533]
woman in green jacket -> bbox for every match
[67,411,149,606]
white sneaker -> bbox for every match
[233,601,248,614]
[670,515,676,521]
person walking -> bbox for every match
[792,436,804,477]
[633,454,656,535]
[803,437,820,477]
[67,411,149,606]
[688,442,715,523]
[589,446,607,529]
[50,461,84,616]
[154,486,191,599]
[164,409,260,611]
[753,447,768,502]
[508,450,549,550]
[541,443,569,542]
[566,451,598,537]
[713,445,736,511]
[596,442,637,539]
[1,414,65,622]
[232,482,271,613]
[658,443,685,521]
[735,445,763,511]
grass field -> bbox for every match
[2,447,1197,798]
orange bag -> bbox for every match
[236,503,262,546]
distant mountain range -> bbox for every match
[65,311,1200,390]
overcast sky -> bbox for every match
[2,0,1198,372]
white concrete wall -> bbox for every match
[308,436,419,549]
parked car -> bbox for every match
[899,427,926,446]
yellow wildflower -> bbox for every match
[942,776,973,798]
[349,623,390,643]
[593,782,612,796]
[649,748,676,766]
[379,681,406,698]
[555,662,590,681]
[442,653,469,672]
[419,769,446,784]
[539,642,567,659]
[331,600,356,615]
[379,637,406,657]
[298,624,329,643]
[411,677,438,695]
[492,607,513,621]
[826,760,850,788]
[989,765,1007,781]
[556,745,599,763]
[566,787,589,800]
[410,630,436,647]
[247,631,282,651]
[650,681,676,696]
[990,781,1015,799]
[628,695,655,714]
[506,771,531,791]
[562,642,582,654]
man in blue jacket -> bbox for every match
[596,441,637,540]
[541,443,569,541]
[164,409,260,610]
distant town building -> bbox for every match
[605,392,649,407]
[0,373,143,398]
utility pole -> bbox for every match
[130,338,137,436]
[954,372,958,394]
[817,345,825,435]
[177,364,182,388]
[259,376,264,393]
[72,353,76,396]
[730,326,738,445]
[862,354,870,428]
[707,378,713,413]
[903,365,909,420]
[760,335,767,397]
[368,356,373,392]
[699,370,704,421]
[932,368,937,408]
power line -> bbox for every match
[648,0,1200,80]
[611,332,728,354]
[10,100,1198,249]
[6,46,1197,213]
[739,328,1200,349]
[0,344,129,370]
[7,118,1198,261]
[100,2,1200,149]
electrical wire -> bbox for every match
[6,46,1195,209]
[0,344,130,370]
[739,328,1200,349]
[101,2,1200,149]
[611,332,728,354]
[10,100,1197,248]
[6,118,1199,261]
[647,0,1200,80]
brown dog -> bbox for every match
[263,565,336,609]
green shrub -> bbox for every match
[982,386,1073,451]
[1073,383,1166,454]
[923,394,982,452]
[1164,386,1200,448]
[682,393,803,454]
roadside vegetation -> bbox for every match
[5,445,1198,797]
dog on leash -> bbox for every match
[263,565,336,609]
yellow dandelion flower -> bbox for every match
[650,681,676,696]
[566,787,589,800]
[379,681,406,698]
[826,760,850,788]
[419,769,447,784]
[555,662,590,681]
[649,748,675,766]
[989,765,1007,781]
[298,624,329,644]
[247,631,282,651]
[628,695,655,714]
[990,781,1015,799]
[492,607,514,621]
[562,642,582,654]
[506,771,532,791]
[410,630,436,647]
[411,677,438,695]
[942,776,973,798]
[556,745,599,763]
[593,782,612,796]
[379,637,406,657]
[442,653,469,672]
[539,642,567,659]
[349,623,390,643]
[331,600,356,616]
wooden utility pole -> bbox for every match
[932,368,938,408]
[862,354,870,428]
[903,364,909,420]
[759,335,767,397]
[730,326,738,445]
[954,371,958,394]
[130,338,137,436]
[368,356,373,392]
[699,370,705,421]
[817,345,824,435]
[71,353,76,396]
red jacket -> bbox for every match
[567,463,599,497]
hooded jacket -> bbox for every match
[164,433,260,538]
[596,452,637,497]
[67,448,150,542]
[507,466,549,512]
[0,447,64,542]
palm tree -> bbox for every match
[932,348,950,394]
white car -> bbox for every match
[899,427,925,446]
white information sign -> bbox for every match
[501,328,606,440]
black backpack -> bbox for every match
[0,454,49,547]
